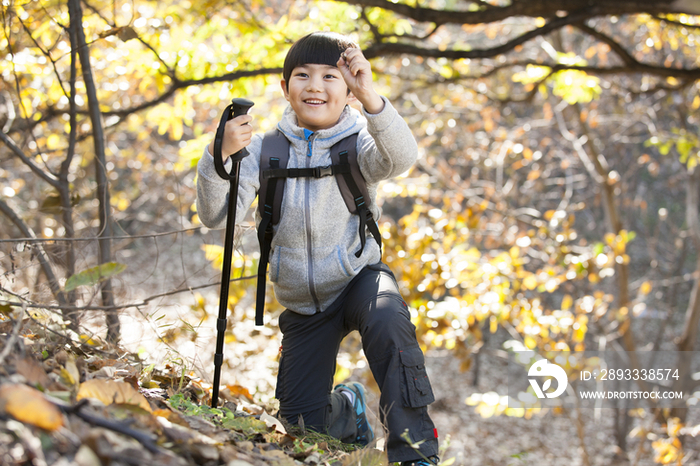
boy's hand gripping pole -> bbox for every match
[211,97,254,408]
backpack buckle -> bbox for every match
[314,165,333,178]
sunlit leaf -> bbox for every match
[225,384,254,402]
[561,295,573,310]
[60,355,80,390]
[77,379,152,412]
[202,244,225,270]
[0,384,64,431]
[221,415,268,434]
[65,263,127,292]
[523,275,538,290]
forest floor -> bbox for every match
[0,314,388,466]
[3,310,700,466]
[4,228,700,465]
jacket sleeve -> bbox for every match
[357,95,418,183]
[195,134,262,229]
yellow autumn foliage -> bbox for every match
[0,384,64,431]
[77,379,152,412]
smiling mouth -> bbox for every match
[304,99,326,105]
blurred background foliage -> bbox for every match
[4,0,700,463]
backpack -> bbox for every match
[254,129,382,325]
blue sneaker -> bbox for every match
[400,456,440,466]
[333,382,374,446]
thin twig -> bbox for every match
[0,198,67,306]
[0,275,256,312]
[0,227,205,243]
[54,399,160,454]
[81,0,174,77]
[21,310,118,357]
[0,131,60,188]
[0,304,25,366]
[17,17,71,101]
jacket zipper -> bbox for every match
[303,132,321,311]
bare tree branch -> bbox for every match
[82,0,175,78]
[352,1,700,83]
[654,14,700,28]
[69,0,117,341]
[0,307,25,366]
[0,198,67,307]
[18,18,71,101]
[59,19,80,310]
[338,0,697,25]
[374,46,700,81]
[0,275,255,313]
[0,132,60,187]
[0,227,204,243]
[678,167,700,352]
[363,7,603,60]
[10,67,283,134]
[574,23,639,67]
[108,68,284,118]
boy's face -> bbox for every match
[281,64,351,132]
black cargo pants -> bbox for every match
[275,262,439,462]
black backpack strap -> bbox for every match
[330,134,382,258]
[259,129,290,225]
[256,129,290,325]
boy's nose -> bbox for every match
[306,77,323,92]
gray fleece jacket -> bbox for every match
[196,96,417,315]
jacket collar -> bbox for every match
[276,104,366,148]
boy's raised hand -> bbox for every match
[208,114,253,163]
[337,48,384,114]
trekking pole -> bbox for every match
[211,97,254,408]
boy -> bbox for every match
[196,32,439,465]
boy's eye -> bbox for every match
[294,72,308,78]
[325,74,338,79]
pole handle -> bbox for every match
[213,98,254,180]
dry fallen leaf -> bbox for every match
[260,412,286,435]
[152,408,190,427]
[0,383,64,431]
[77,379,152,412]
[13,356,51,388]
[97,26,138,42]
[63,355,81,389]
[225,384,254,402]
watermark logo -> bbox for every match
[508,351,696,409]
[528,359,568,398]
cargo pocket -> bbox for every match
[399,346,435,408]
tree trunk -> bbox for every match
[69,0,120,343]
[673,166,700,422]
[555,102,642,457]
[58,7,80,331]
